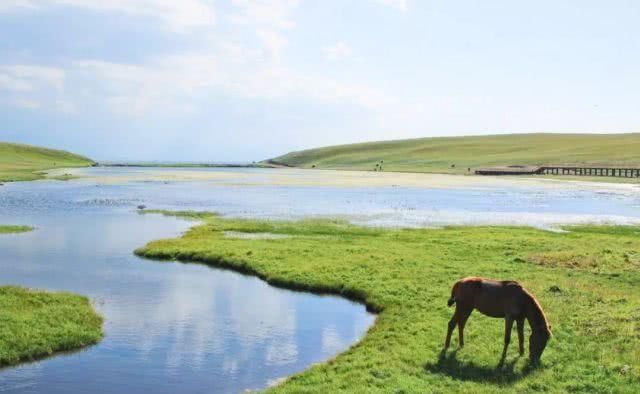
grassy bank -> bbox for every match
[0,142,94,182]
[0,226,103,367]
[0,225,33,234]
[135,212,640,393]
[268,133,640,175]
[0,286,103,367]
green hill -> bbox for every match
[268,133,640,174]
[0,142,94,182]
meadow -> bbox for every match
[136,211,640,393]
[0,142,94,182]
[269,133,640,176]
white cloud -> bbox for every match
[256,29,288,59]
[0,1,392,118]
[0,0,216,31]
[13,98,41,109]
[377,0,408,11]
[0,65,74,112]
[229,1,300,60]
[55,99,76,113]
[0,73,33,92]
[324,41,352,61]
[67,48,388,116]
[0,65,65,91]
[0,1,37,12]
[230,0,299,29]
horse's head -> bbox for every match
[529,325,551,362]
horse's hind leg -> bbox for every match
[516,317,525,356]
[457,307,472,348]
[501,317,515,361]
[444,309,458,350]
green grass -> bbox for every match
[0,226,103,367]
[268,133,640,175]
[0,225,33,234]
[0,286,103,367]
[0,141,94,182]
[136,211,640,393]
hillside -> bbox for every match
[268,133,640,174]
[0,142,94,182]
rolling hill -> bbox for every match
[267,133,640,174]
[0,142,94,182]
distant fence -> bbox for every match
[476,166,640,178]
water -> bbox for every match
[0,167,639,393]
[0,170,377,394]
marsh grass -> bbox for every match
[0,287,103,367]
[136,211,640,393]
[0,225,33,234]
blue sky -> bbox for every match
[1,1,639,161]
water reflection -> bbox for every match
[0,177,375,394]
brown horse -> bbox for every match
[444,277,551,362]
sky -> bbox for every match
[0,0,639,162]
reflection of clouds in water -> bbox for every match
[100,270,221,370]
[0,214,189,276]
[0,361,43,390]
[100,265,300,373]
[321,325,345,355]
[354,209,640,231]
[227,274,299,367]
[265,341,298,366]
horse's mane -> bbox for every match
[524,289,551,334]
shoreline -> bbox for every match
[73,163,640,186]
[48,166,640,192]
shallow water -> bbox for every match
[0,167,639,393]
[48,167,640,229]
[0,171,376,394]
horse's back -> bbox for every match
[458,277,526,318]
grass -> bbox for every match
[0,225,33,234]
[0,141,94,182]
[0,287,103,367]
[136,211,640,393]
[0,226,103,367]
[268,133,640,176]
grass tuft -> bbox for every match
[0,225,33,234]
[0,286,103,367]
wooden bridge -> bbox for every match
[476,165,640,178]
[539,166,640,177]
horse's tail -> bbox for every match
[447,281,459,307]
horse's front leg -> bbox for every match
[516,317,525,356]
[501,317,514,361]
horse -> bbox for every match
[443,277,551,363]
